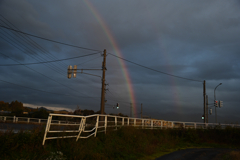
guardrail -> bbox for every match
[42,113,240,145]
[0,116,75,124]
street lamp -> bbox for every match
[214,83,222,123]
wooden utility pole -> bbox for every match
[100,49,107,115]
[203,80,206,123]
[141,103,143,118]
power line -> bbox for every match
[0,17,103,92]
[0,79,100,99]
[0,52,100,66]
[108,53,203,82]
[77,55,102,66]
[0,25,101,52]
[0,31,65,75]
[0,15,67,67]
[0,52,101,100]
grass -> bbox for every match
[0,125,240,159]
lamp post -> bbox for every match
[214,83,222,123]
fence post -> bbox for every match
[39,119,41,123]
[194,123,196,129]
[127,118,129,126]
[105,116,107,134]
[76,117,86,141]
[183,123,185,128]
[161,121,163,129]
[142,119,144,129]
[15,117,18,123]
[122,118,124,126]
[42,115,52,145]
[27,118,30,123]
[115,116,117,130]
[4,117,6,122]
[171,122,174,128]
[151,120,153,129]
[134,119,136,126]
[94,115,99,137]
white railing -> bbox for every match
[0,116,75,124]
[42,113,240,145]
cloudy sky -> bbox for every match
[0,0,239,123]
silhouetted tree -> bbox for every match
[0,101,9,111]
[31,107,49,119]
[10,100,24,116]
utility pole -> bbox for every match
[203,80,206,123]
[100,49,107,115]
[141,103,143,119]
[206,95,208,123]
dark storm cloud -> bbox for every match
[0,0,240,123]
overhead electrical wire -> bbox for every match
[0,15,203,111]
[108,53,203,83]
[0,21,66,75]
[0,15,67,67]
[0,32,65,76]
[0,52,101,101]
[0,79,100,99]
[0,25,101,52]
[0,52,100,66]
[0,16,103,93]
[77,55,102,66]
[0,17,104,100]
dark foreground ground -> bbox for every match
[156,148,239,160]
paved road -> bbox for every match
[155,148,238,160]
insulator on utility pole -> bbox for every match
[68,65,72,79]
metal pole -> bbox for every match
[100,49,107,116]
[203,80,206,123]
[206,95,208,123]
[214,83,222,123]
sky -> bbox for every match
[0,0,240,123]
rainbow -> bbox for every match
[83,0,137,117]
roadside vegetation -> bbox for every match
[0,125,240,160]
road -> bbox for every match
[0,122,45,132]
[155,148,238,160]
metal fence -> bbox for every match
[42,113,240,145]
